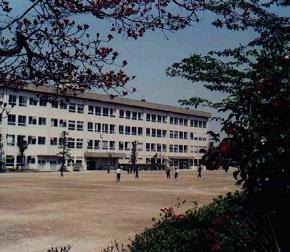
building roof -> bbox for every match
[16,85,211,118]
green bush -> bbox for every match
[103,192,260,252]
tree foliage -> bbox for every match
[167,1,289,247]
[0,0,202,95]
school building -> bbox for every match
[0,85,211,171]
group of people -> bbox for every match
[115,164,203,182]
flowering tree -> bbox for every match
[167,1,289,248]
[0,0,202,95]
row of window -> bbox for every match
[6,134,205,154]
[8,96,208,128]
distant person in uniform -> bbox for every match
[198,164,202,178]
[135,165,139,178]
[174,167,179,180]
[116,167,121,182]
[166,166,171,179]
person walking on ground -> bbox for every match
[198,164,202,178]
[116,167,121,182]
[174,167,179,180]
[166,166,171,179]
[135,165,139,178]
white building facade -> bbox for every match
[0,86,211,171]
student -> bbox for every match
[166,166,171,179]
[174,167,179,179]
[135,165,139,178]
[116,167,122,182]
[198,164,202,178]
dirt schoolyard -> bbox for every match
[0,170,238,252]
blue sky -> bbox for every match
[8,2,289,134]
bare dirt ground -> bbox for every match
[0,170,238,252]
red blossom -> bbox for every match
[63,18,70,25]
[219,142,231,156]
[122,60,128,66]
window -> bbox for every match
[59,100,67,109]
[162,130,167,138]
[184,119,188,126]
[88,122,93,132]
[102,141,108,150]
[109,108,115,117]
[162,116,167,123]
[190,120,194,127]
[68,138,75,148]
[179,118,183,126]
[50,137,58,145]
[51,100,58,108]
[119,110,124,118]
[77,121,83,131]
[119,125,124,134]
[8,114,16,125]
[125,142,130,151]
[131,127,137,135]
[151,143,156,152]
[51,118,58,127]
[162,144,167,152]
[199,121,203,128]
[102,124,108,133]
[146,128,150,136]
[77,104,84,113]
[132,112,137,120]
[174,145,178,153]
[157,144,161,152]
[138,127,143,136]
[170,117,174,124]
[184,132,188,139]
[157,129,161,138]
[95,123,101,132]
[146,143,150,152]
[29,116,37,125]
[102,107,109,116]
[184,145,188,153]
[152,129,156,137]
[169,130,173,138]
[18,115,26,126]
[9,95,17,106]
[157,115,162,123]
[27,156,36,164]
[151,114,156,122]
[109,124,115,134]
[39,117,46,126]
[59,119,67,128]
[87,140,93,149]
[174,131,178,139]
[125,126,130,135]
[179,131,183,139]
[174,118,178,125]
[194,120,198,127]
[110,141,115,150]
[138,112,143,121]
[146,114,150,122]
[6,155,15,167]
[179,145,183,153]
[29,98,38,106]
[119,142,124,150]
[28,136,36,145]
[38,137,46,145]
[94,140,100,150]
[95,106,101,116]
[76,139,83,149]
[125,111,130,119]
[88,105,94,115]
[39,97,47,106]
[68,120,75,130]
[6,135,15,146]
[203,121,207,128]
[19,96,27,106]
[169,145,173,152]
[190,133,194,140]
[69,103,76,112]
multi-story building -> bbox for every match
[0,85,211,171]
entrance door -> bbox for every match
[87,159,97,170]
